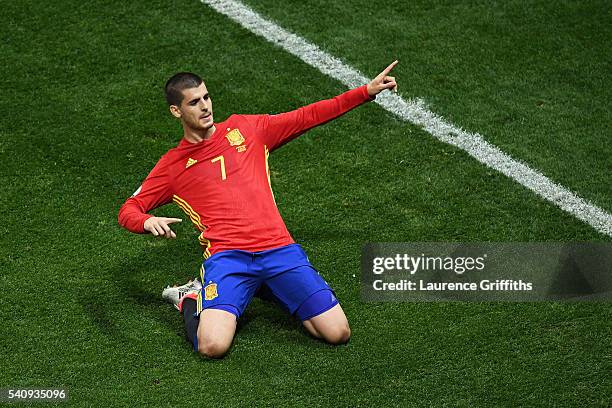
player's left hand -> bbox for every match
[367,60,399,97]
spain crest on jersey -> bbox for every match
[204,282,218,300]
[225,129,245,146]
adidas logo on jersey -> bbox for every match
[186,158,198,168]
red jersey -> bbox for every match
[118,85,373,258]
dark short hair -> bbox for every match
[164,72,203,106]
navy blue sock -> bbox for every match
[182,298,198,349]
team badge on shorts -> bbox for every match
[204,282,218,300]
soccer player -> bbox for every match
[118,61,398,358]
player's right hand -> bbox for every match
[144,217,182,239]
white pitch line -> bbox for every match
[202,0,612,237]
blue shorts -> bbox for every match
[197,243,335,320]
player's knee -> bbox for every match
[323,323,351,345]
[198,338,230,359]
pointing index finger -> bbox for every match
[164,218,183,224]
[381,60,399,76]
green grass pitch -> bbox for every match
[1,0,610,406]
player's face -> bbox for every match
[175,82,214,131]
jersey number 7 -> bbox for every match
[211,155,226,180]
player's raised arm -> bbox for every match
[249,60,399,151]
